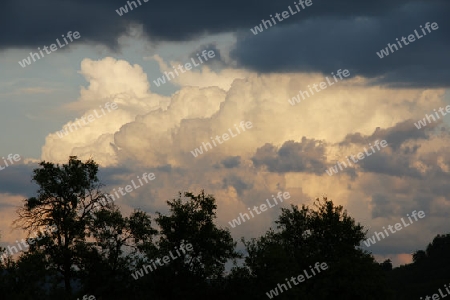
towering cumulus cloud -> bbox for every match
[39,58,448,263]
[36,55,450,272]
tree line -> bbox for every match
[0,156,447,299]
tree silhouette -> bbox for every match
[2,157,450,299]
[412,250,427,263]
[136,190,240,299]
[238,197,392,299]
[82,207,157,298]
[13,156,108,295]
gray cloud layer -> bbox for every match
[231,1,450,87]
[2,0,448,87]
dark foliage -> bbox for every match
[0,157,447,299]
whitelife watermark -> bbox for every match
[265,262,328,299]
[250,0,313,35]
[420,282,450,300]
[288,69,350,106]
[92,172,156,211]
[0,225,58,263]
[325,140,388,176]
[190,121,253,158]
[56,102,118,138]
[0,154,21,171]
[413,104,450,129]
[115,0,149,16]
[376,22,439,59]
[18,31,81,68]
[363,210,425,247]
[152,50,216,87]
[131,242,194,280]
[228,192,290,228]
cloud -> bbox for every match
[231,1,450,87]
[333,119,450,179]
[147,54,250,90]
[15,87,56,94]
[41,57,170,166]
[339,119,434,150]
[2,1,448,87]
[371,194,401,218]
[251,138,327,174]
[220,156,241,168]
[1,0,435,49]
[0,163,39,197]
[37,55,450,262]
[0,193,30,246]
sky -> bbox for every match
[0,0,450,267]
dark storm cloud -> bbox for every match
[231,1,450,87]
[251,137,327,174]
[1,0,447,87]
[1,0,428,49]
[185,44,228,73]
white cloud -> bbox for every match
[39,56,449,265]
